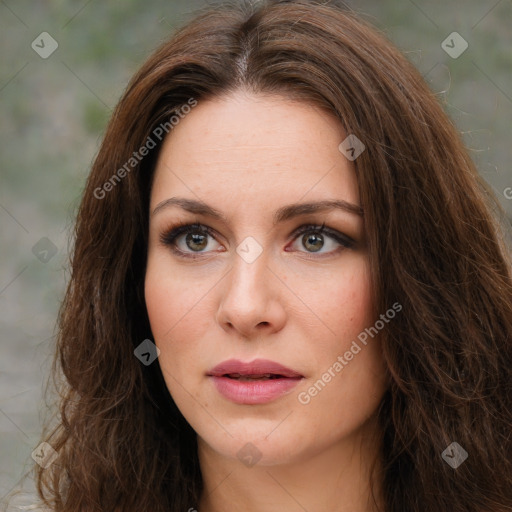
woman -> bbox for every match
[23,0,512,510]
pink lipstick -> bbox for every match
[207,358,303,405]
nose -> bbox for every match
[215,250,287,339]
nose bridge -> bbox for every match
[216,239,286,336]
[228,242,271,305]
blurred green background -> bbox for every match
[1,0,511,505]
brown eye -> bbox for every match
[160,222,222,258]
[302,233,324,252]
[288,224,355,256]
[185,232,209,251]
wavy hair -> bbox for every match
[21,0,512,510]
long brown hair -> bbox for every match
[26,0,512,510]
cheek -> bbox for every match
[145,269,208,404]
[145,255,208,338]
[312,260,387,423]
[339,262,374,340]
[302,254,374,350]
[144,260,209,370]
[301,254,385,394]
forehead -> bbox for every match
[150,91,360,214]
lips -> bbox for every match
[207,359,303,379]
[207,359,303,405]
[224,373,282,380]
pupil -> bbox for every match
[186,232,207,251]
[303,233,323,252]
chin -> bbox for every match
[196,417,309,468]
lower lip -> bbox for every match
[210,376,302,404]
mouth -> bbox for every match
[222,373,298,381]
[207,359,304,404]
[207,358,303,378]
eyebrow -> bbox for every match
[151,197,363,224]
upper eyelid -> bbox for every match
[292,223,354,242]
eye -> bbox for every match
[159,221,355,260]
[159,222,223,258]
[287,223,355,256]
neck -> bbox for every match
[197,415,384,512]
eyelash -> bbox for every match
[159,221,355,260]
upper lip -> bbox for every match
[207,358,303,378]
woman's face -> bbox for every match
[145,90,388,466]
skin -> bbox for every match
[145,90,389,512]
